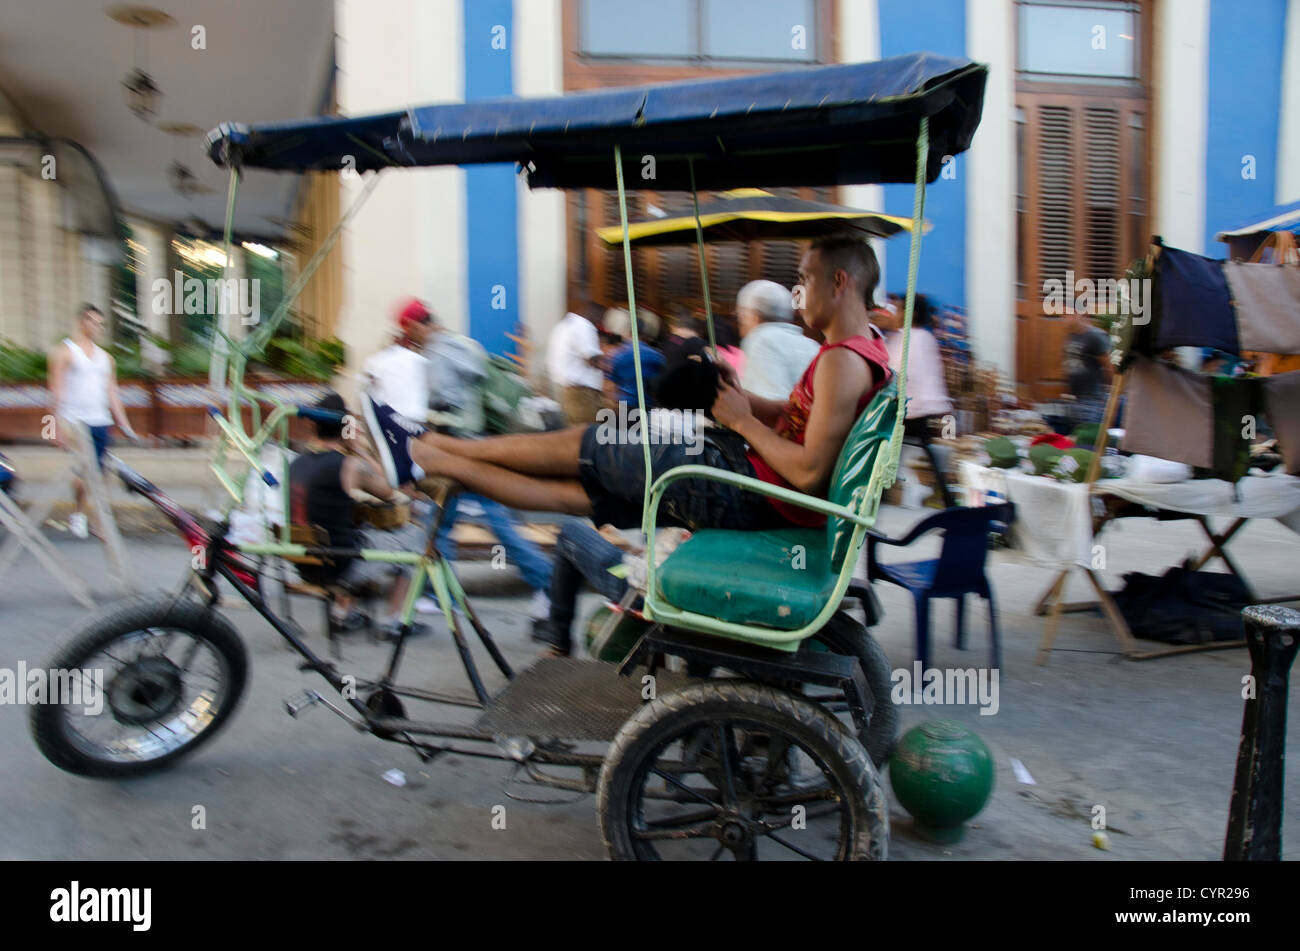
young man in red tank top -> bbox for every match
[378,235,888,532]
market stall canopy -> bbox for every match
[1131,240,1300,357]
[205,52,987,190]
[1123,239,1300,478]
[1215,199,1300,262]
[594,188,925,246]
[1215,199,1300,242]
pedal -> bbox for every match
[494,734,536,762]
[284,690,322,718]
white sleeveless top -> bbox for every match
[58,338,113,426]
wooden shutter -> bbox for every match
[1036,104,1075,293]
[1015,94,1149,400]
[1084,105,1122,286]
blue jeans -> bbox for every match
[429,493,553,592]
[536,517,630,654]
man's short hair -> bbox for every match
[809,234,881,307]
[312,391,348,440]
[736,280,794,323]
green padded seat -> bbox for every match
[656,527,834,630]
[653,380,900,633]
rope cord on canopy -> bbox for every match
[688,159,718,353]
[612,146,656,536]
[882,115,929,489]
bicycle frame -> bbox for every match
[110,455,603,773]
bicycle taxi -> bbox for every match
[31,52,987,861]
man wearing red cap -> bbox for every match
[362,299,435,421]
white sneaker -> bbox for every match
[529,590,551,619]
[68,512,89,539]
[415,597,440,615]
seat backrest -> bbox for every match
[825,380,899,570]
[921,503,1014,592]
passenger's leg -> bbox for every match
[416,426,586,477]
[477,497,554,592]
[536,519,628,655]
[414,443,592,515]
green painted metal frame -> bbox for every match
[200,166,459,631]
[201,112,930,644]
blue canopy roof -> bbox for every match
[1214,199,1300,241]
[205,52,986,190]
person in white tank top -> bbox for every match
[46,305,139,537]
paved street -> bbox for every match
[1,507,1297,860]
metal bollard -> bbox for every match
[1224,604,1300,861]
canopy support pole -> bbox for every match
[883,116,929,489]
[206,170,384,518]
[242,170,384,361]
[613,146,656,537]
[687,159,717,352]
[209,165,242,396]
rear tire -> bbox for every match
[807,612,899,766]
[598,681,888,861]
[30,595,248,778]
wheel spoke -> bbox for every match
[642,807,719,829]
[633,820,715,842]
[649,767,721,809]
[760,731,794,790]
[757,799,843,832]
[712,722,740,807]
[762,830,826,861]
[176,637,203,674]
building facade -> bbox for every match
[4,1,1296,404]
[331,0,1300,402]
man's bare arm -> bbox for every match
[716,348,874,495]
[106,356,139,439]
[341,455,401,501]
[46,346,68,446]
[746,393,787,427]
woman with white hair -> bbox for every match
[736,279,821,401]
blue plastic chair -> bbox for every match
[866,504,1014,670]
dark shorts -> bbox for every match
[89,425,110,470]
[577,423,785,531]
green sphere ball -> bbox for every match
[889,720,994,841]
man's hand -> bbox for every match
[711,381,753,431]
[713,354,740,389]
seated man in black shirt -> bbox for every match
[288,392,429,639]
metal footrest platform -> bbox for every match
[474,657,685,742]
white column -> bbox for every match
[836,0,887,302]
[1152,0,1210,253]
[78,236,114,328]
[334,0,466,404]
[26,173,61,350]
[133,220,172,340]
[224,246,250,342]
[1277,0,1300,204]
[965,0,1016,377]
[0,165,26,347]
[514,0,566,374]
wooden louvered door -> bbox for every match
[1015,92,1148,401]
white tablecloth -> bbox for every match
[959,463,1300,569]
